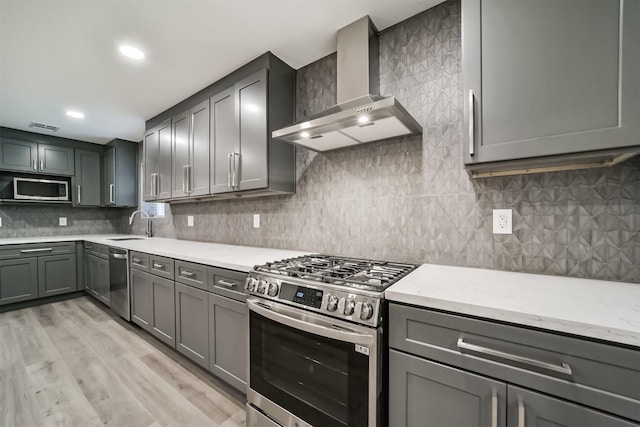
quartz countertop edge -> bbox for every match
[0,235,310,272]
[385,263,640,347]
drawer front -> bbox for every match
[207,267,247,301]
[149,255,174,280]
[129,251,150,272]
[0,242,75,259]
[389,303,640,422]
[175,260,207,290]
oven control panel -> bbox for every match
[246,275,382,326]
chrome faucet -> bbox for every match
[129,210,152,238]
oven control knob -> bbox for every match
[267,282,279,296]
[246,278,258,292]
[326,294,339,312]
[338,297,356,316]
[257,280,267,294]
[359,303,374,320]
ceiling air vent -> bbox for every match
[29,122,59,132]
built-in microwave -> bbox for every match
[13,177,70,201]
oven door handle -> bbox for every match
[247,298,376,346]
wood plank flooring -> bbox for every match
[0,296,246,427]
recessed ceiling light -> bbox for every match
[66,111,85,119]
[358,115,369,124]
[119,45,145,60]
[300,131,310,138]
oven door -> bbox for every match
[247,298,380,427]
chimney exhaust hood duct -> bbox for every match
[272,16,422,151]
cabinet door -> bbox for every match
[38,254,77,297]
[463,0,640,165]
[83,253,93,293]
[96,257,110,306]
[0,139,38,172]
[151,275,175,348]
[0,257,38,305]
[236,69,268,191]
[38,144,74,175]
[130,268,153,331]
[189,99,210,197]
[208,293,247,391]
[104,147,115,205]
[508,386,637,427]
[171,110,190,199]
[389,349,506,427]
[175,282,209,368]
[143,127,159,201]
[75,150,102,206]
[210,87,237,194]
[157,119,173,200]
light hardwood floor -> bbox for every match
[0,296,246,427]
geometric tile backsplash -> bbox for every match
[3,0,638,283]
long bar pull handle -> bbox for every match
[183,165,187,193]
[227,154,232,188]
[457,338,572,376]
[111,253,127,260]
[491,391,498,427]
[154,173,159,197]
[109,184,115,204]
[518,401,525,427]
[77,185,81,204]
[469,89,475,156]
[152,262,166,270]
[21,248,53,253]
[151,174,156,198]
[217,279,238,289]
[40,160,44,171]
[188,165,192,193]
[181,270,196,278]
[33,159,37,170]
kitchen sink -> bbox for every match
[108,237,146,241]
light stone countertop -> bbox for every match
[385,263,640,347]
[0,235,310,272]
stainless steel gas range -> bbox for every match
[245,255,416,427]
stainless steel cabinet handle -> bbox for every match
[183,165,187,193]
[109,184,115,204]
[154,173,159,197]
[181,270,196,278]
[77,185,81,204]
[491,391,497,427]
[232,153,240,187]
[152,262,166,270]
[188,165,192,193]
[518,401,525,427]
[21,248,53,253]
[217,279,237,288]
[132,258,142,264]
[40,160,44,170]
[227,154,232,187]
[150,174,155,198]
[111,253,127,259]
[33,159,37,170]
[468,89,475,156]
[457,338,573,376]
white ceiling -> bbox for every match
[0,0,440,145]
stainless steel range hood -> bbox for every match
[272,16,422,151]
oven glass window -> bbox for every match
[250,311,369,427]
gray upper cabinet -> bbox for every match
[144,119,172,201]
[75,150,102,206]
[463,0,640,176]
[210,87,237,194]
[172,101,210,199]
[104,139,137,207]
[0,139,74,176]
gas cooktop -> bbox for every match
[252,254,416,292]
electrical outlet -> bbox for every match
[59,217,67,227]
[253,214,260,228]
[187,216,194,227]
[493,209,512,234]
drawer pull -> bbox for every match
[132,258,143,264]
[21,248,53,253]
[456,338,572,376]
[152,262,166,270]
[181,270,197,278]
[217,279,237,288]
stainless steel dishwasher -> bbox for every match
[108,247,130,321]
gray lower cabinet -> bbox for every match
[0,257,38,305]
[74,149,102,206]
[389,349,506,427]
[38,254,77,297]
[130,268,153,329]
[389,303,640,426]
[130,267,175,347]
[208,292,247,391]
[0,139,74,175]
[462,0,640,175]
[84,244,110,306]
[175,282,209,368]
